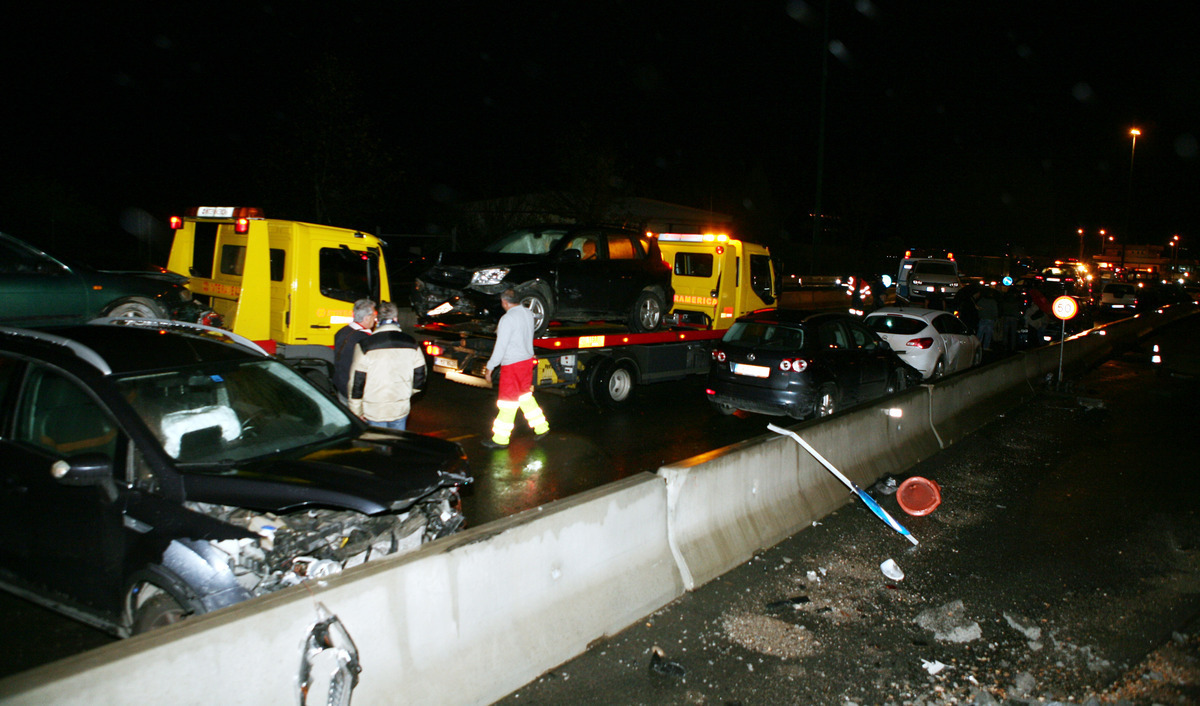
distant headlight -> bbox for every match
[470,267,510,286]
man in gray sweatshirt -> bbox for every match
[482,289,550,448]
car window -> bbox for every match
[818,322,849,350]
[866,314,925,335]
[565,233,602,261]
[844,320,878,350]
[749,254,774,303]
[933,314,968,335]
[16,366,120,461]
[606,233,640,260]
[0,236,61,274]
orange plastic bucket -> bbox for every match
[897,476,941,516]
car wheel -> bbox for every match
[972,347,983,366]
[931,358,946,380]
[517,287,552,336]
[127,583,191,635]
[815,384,837,418]
[105,297,167,320]
[886,369,907,395]
[588,358,636,408]
[629,290,665,332]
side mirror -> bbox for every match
[51,453,119,503]
[560,249,581,262]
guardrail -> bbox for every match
[2,305,1194,706]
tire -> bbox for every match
[517,287,552,337]
[886,369,907,395]
[105,297,167,320]
[589,358,636,408]
[629,290,665,332]
[931,358,946,380]
[127,583,191,635]
[814,384,837,418]
[972,347,983,366]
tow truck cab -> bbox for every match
[166,207,390,362]
[656,232,776,330]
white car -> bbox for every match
[865,306,982,380]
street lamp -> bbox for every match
[1077,228,1085,260]
[1126,127,1141,242]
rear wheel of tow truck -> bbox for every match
[588,357,637,408]
[629,289,665,332]
[517,287,552,337]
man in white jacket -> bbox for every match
[348,302,426,430]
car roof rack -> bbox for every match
[0,326,112,375]
[87,318,271,356]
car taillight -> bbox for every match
[906,337,935,349]
[423,342,444,356]
[712,349,726,362]
[780,358,809,372]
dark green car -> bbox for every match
[0,232,202,328]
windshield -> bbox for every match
[914,261,958,277]
[484,228,568,255]
[117,359,354,465]
[723,321,806,350]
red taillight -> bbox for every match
[906,337,935,349]
[423,342,444,356]
[780,358,809,372]
[168,216,183,230]
[235,217,250,234]
[712,349,727,362]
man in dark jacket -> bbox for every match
[334,298,377,405]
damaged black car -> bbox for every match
[0,321,471,636]
[412,224,674,336]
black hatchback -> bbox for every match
[706,310,917,419]
[412,224,674,336]
[0,321,471,636]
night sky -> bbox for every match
[2,1,1196,269]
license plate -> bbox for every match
[732,362,770,378]
[1111,304,1125,309]
[434,356,457,369]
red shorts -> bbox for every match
[498,358,536,401]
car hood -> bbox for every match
[178,430,471,516]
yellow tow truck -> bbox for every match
[420,231,776,406]
[165,206,390,363]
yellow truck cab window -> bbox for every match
[319,248,380,303]
[673,252,714,277]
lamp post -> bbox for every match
[1077,228,1085,260]
[1126,127,1141,242]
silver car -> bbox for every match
[865,306,982,380]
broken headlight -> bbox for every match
[470,267,510,286]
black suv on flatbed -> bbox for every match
[412,224,674,336]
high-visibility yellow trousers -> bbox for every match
[491,392,549,445]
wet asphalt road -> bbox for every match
[495,313,1200,704]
